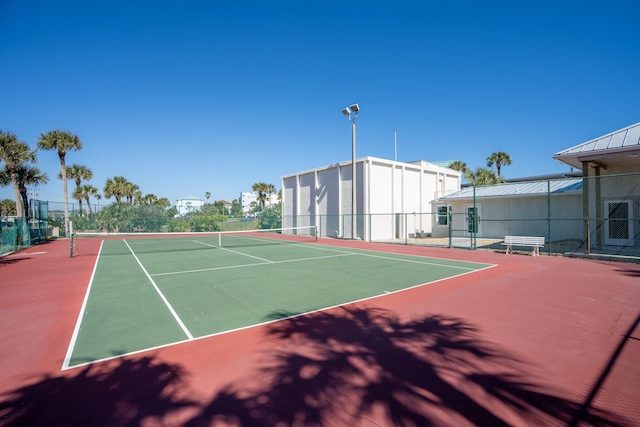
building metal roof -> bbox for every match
[553,121,640,170]
[437,178,582,201]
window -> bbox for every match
[437,205,451,225]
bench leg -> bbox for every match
[533,247,539,256]
[506,245,512,254]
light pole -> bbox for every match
[342,103,359,239]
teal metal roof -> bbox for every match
[438,178,582,200]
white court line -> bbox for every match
[155,241,482,277]
[123,239,194,340]
[292,244,483,271]
[150,252,356,277]
[64,262,496,370]
[193,239,274,263]
[62,240,105,370]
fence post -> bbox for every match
[448,211,453,248]
[472,185,477,250]
[547,180,552,255]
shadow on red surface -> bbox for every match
[0,308,628,427]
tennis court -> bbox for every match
[64,227,494,368]
[2,233,640,426]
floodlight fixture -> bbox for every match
[341,102,360,239]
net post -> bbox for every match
[69,220,74,258]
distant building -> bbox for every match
[216,200,233,215]
[239,191,279,214]
[239,192,257,214]
[176,198,204,216]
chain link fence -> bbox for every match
[3,173,638,260]
[283,173,639,260]
[1,199,49,255]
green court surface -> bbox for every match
[64,234,493,369]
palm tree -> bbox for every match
[14,165,49,218]
[61,164,93,214]
[465,167,501,186]
[252,182,268,208]
[136,192,160,205]
[0,169,14,220]
[124,182,140,204]
[0,131,36,217]
[266,184,276,206]
[155,197,171,208]
[104,176,128,203]
[37,130,83,233]
[63,164,93,187]
[252,182,271,208]
[486,151,512,178]
[73,184,100,215]
[205,192,211,203]
[448,160,470,175]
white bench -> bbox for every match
[502,235,545,256]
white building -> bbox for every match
[176,198,204,216]
[239,192,257,213]
[239,191,279,214]
[282,156,462,241]
[432,121,640,255]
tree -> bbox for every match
[137,193,158,205]
[465,167,501,186]
[267,184,277,206]
[13,165,49,218]
[124,182,140,204]
[37,130,83,233]
[205,192,211,203]
[155,197,171,208]
[61,164,93,214]
[230,200,243,217]
[259,203,282,230]
[1,199,16,216]
[486,151,512,178]
[0,131,36,217]
[448,160,469,175]
[73,184,100,215]
[104,176,129,203]
[252,182,277,208]
[252,182,270,208]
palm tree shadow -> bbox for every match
[188,307,627,426]
[0,356,195,426]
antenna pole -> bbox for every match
[394,129,397,162]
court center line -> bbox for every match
[124,239,194,340]
[193,239,275,263]
[150,252,356,277]
[65,262,496,370]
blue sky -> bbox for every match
[1,0,639,206]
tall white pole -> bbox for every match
[394,129,397,162]
[352,119,357,239]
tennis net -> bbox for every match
[71,226,318,257]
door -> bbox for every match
[464,204,482,237]
[604,200,633,245]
